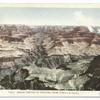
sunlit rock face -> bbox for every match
[0,25,100,90]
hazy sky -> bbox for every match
[0,7,100,25]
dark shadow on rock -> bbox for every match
[84,55,100,90]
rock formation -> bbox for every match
[0,25,100,90]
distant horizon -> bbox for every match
[0,24,100,27]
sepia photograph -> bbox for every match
[0,3,100,97]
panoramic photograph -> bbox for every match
[0,6,100,90]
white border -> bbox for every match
[0,0,100,3]
[0,90,100,97]
[0,3,100,8]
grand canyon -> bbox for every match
[0,25,100,90]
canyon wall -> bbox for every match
[0,25,100,90]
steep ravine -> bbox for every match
[0,46,95,90]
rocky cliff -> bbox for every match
[0,25,100,90]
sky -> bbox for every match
[0,7,100,26]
